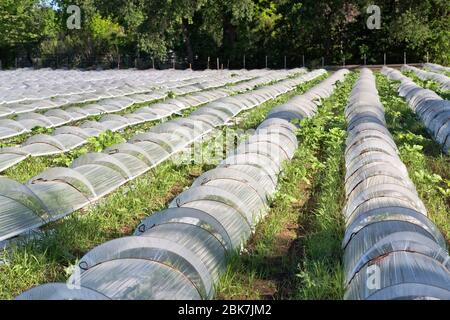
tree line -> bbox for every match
[0,0,448,69]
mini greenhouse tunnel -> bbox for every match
[16,69,351,300]
[342,69,450,300]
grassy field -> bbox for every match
[0,74,324,300]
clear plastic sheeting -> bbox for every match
[0,177,50,240]
[0,68,303,141]
[343,69,450,300]
[345,252,450,300]
[77,235,215,299]
[73,258,202,300]
[423,63,450,75]
[16,68,352,300]
[15,283,110,300]
[0,69,309,173]
[1,69,323,243]
[135,208,234,251]
[0,85,231,170]
[0,68,256,112]
[402,65,450,91]
[381,67,450,154]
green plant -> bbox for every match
[31,126,54,135]
[86,130,126,152]
[167,91,176,99]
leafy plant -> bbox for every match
[167,91,176,99]
[31,126,53,135]
[86,130,126,152]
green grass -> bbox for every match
[376,72,450,242]
[215,71,358,300]
[0,75,325,300]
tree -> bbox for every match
[0,0,58,65]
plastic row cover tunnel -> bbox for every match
[0,69,203,106]
[343,69,450,300]
[423,63,450,75]
[0,69,307,172]
[401,65,450,91]
[0,68,305,120]
[0,69,325,243]
[0,71,224,118]
[0,68,269,113]
[382,67,450,154]
[0,88,230,172]
[0,70,263,141]
[15,68,350,300]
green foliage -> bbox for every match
[90,14,123,40]
[0,0,57,47]
[2,1,448,68]
[167,91,177,99]
[86,130,125,152]
[48,130,125,169]
[31,126,54,135]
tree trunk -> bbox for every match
[183,19,194,64]
[222,15,237,59]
